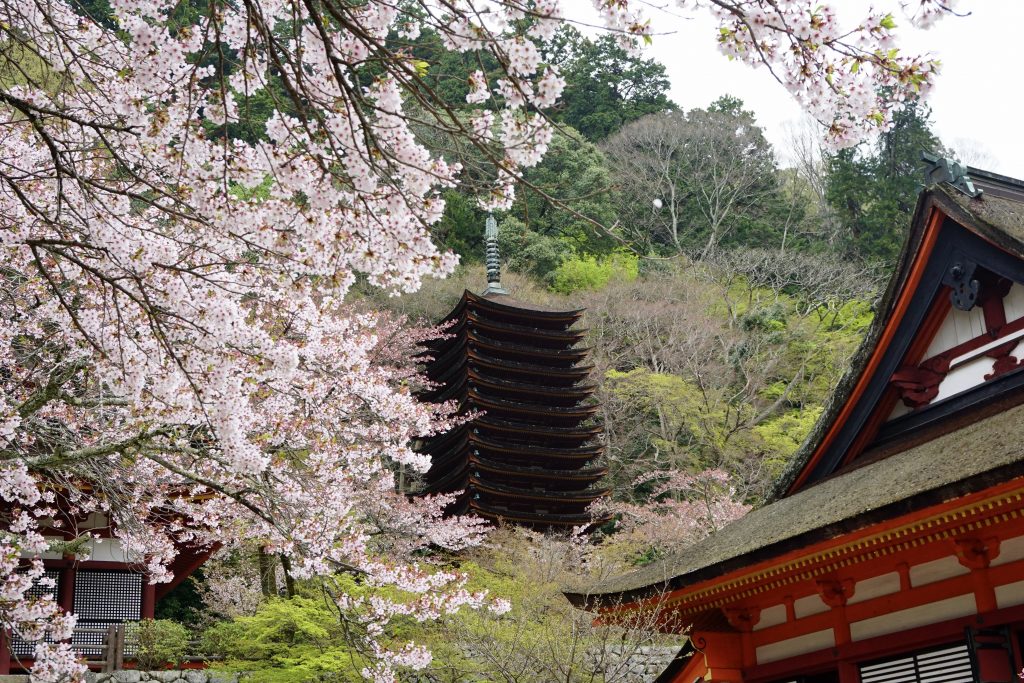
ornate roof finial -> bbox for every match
[483,214,508,296]
[922,151,983,199]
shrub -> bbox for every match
[127,619,190,670]
[550,251,639,293]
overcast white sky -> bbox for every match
[561,1,1024,177]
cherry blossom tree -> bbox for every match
[0,0,959,681]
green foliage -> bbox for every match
[825,98,942,264]
[547,27,676,140]
[202,596,364,683]
[753,406,823,480]
[127,619,190,671]
[550,251,638,293]
[154,569,206,628]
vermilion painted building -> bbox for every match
[2,508,211,673]
[568,162,1024,682]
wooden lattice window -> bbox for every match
[859,643,973,683]
[8,568,61,658]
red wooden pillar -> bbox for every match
[1,628,10,675]
[141,579,156,619]
[59,565,75,613]
[838,660,860,683]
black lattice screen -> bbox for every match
[860,643,973,683]
[8,568,61,658]
[73,570,142,621]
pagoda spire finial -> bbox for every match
[483,214,508,295]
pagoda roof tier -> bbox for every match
[466,432,603,462]
[469,454,608,483]
[467,332,592,364]
[419,368,596,405]
[419,350,593,387]
[466,389,600,425]
[468,477,611,504]
[440,290,584,329]
[467,500,612,528]
[473,416,603,443]
[424,312,587,352]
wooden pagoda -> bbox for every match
[416,217,610,529]
[568,159,1024,682]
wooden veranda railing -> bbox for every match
[71,625,126,672]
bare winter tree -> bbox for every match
[602,100,779,258]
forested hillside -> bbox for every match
[184,65,953,676]
[2,0,966,678]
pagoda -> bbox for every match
[416,216,610,530]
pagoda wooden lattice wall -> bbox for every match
[417,290,610,529]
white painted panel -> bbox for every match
[756,629,834,664]
[1004,282,1024,323]
[850,594,976,641]
[753,603,788,631]
[933,355,995,402]
[86,538,136,563]
[848,572,901,605]
[995,579,1024,608]
[793,593,829,619]
[909,555,969,587]
[924,306,987,358]
[81,511,110,530]
[991,533,1024,566]
[887,400,912,421]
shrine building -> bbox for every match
[2,508,212,673]
[567,159,1024,682]
[416,216,610,530]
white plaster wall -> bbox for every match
[995,579,1024,609]
[991,533,1024,566]
[850,594,976,641]
[753,603,788,631]
[755,629,834,665]
[924,306,987,358]
[793,593,829,619]
[848,572,901,605]
[909,555,969,587]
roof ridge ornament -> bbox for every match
[921,150,983,198]
[483,214,508,296]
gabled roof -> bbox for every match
[566,166,1024,611]
[773,170,1024,498]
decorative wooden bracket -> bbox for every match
[816,578,855,608]
[954,536,1001,570]
[892,355,951,408]
[723,606,761,632]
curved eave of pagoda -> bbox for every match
[420,335,468,377]
[467,390,600,423]
[469,478,611,503]
[469,454,608,482]
[465,311,587,347]
[437,290,583,327]
[468,369,596,400]
[468,500,612,528]
[468,349,594,382]
[468,433,603,461]
[420,464,469,494]
[474,416,603,443]
[469,332,591,363]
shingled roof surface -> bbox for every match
[567,173,1024,607]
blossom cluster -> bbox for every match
[0,0,956,679]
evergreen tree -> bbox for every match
[825,99,942,264]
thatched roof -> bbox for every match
[567,397,1024,606]
[566,170,1024,609]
